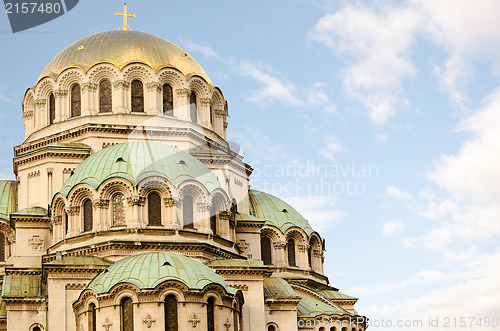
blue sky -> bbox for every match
[1,1,500,329]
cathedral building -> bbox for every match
[0,11,367,331]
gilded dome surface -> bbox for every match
[86,252,237,294]
[38,30,211,84]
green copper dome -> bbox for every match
[59,142,223,196]
[87,252,237,294]
[249,189,314,236]
[0,181,17,221]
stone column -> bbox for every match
[34,99,46,130]
[82,83,97,116]
[146,82,161,115]
[196,202,211,233]
[55,90,68,122]
[128,196,145,228]
[273,241,287,268]
[200,97,212,127]
[175,88,191,121]
[113,80,129,113]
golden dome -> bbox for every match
[38,30,212,84]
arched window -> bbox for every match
[99,79,112,113]
[49,93,55,124]
[0,232,5,262]
[189,91,197,122]
[319,328,325,331]
[32,327,41,331]
[113,194,126,226]
[207,297,215,331]
[164,295,178,331]
[65,211,69,234]
[88,303,96,331]
[183,196,194,229]
[163,84,173,115]
[210,105,214,126]
[83,199,93,232]
[210,204,217,235]
[330,327,337,331]
[287,239,296,267]
[131,80,144,112]
[308,245,312,269]
[268,326,276,331]
[71,84,81,117]
[120,297,134,331]
[261,237,272,265]
[147,192,161,226]
[233,303,240,331]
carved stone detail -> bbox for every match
[188,313,200,327]
[146,82,161,92]
[142,314,156,328]
[29,235,44,250]
[102,317,113,331]
[224,318,231,330]
[274,241,286,249]
[113,80,129,90]
[197,202,211,212]
[164,197,175,207]
[236,240,249,252]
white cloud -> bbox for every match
[238,60,302,106]
[183,41,218,58]
[319,135,343,163]
[382,220,406,237]
[386,185,412,200]
[309,4,420,123]
[309,0,500,120]
[285,195,345,233]
[410,270,447,284]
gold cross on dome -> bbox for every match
[115,3,135,31]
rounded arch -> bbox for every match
[266,322,279,331]
[109,284,140,306]
[211,87,225,112]
[98,179,134,201]
[122,63,154,84]
[158,67,186,91]
[57,68,84,91]
[285,227,308,246]
[188,76,210,98]
[68,185,96,207]
[34,77,56,100]
[87,63,119,85]
[137,177,173,199]
[29,323,44,331]
[261,226,283,242]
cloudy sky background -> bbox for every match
[1,0,500,329]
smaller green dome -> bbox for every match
[0,181,17,221]
[60,142,223,196]
[87,252,237,294]
[249,189,314,236]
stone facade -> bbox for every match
[0,30,367,331]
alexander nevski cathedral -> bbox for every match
[0,7,367,331]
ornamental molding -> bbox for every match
[146,82,162,92]
[176,88,190,96]
[197,202,211,212]
[236,239,249,252]
[34,99,46,107]
[164,197,175,207]
[274,241,287,249]
[82,82,98,93]
[200,97,212,106]
[113,80,129,90]
[127,196,146,206]
[224,318,231,330]
[55,89,68,97]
